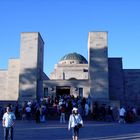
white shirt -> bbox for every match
[119,108,126,116]
[2,112,16,127]
[68,114,83,129]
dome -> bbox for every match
[60,52,88,64]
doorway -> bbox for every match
[56,86,70,96]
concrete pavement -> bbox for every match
[0,120,140,140]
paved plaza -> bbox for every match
[0,120,140,140]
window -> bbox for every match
[79,88,83,98]
[44,88,48,98]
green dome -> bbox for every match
[60,52,88,64]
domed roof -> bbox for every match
[60,52,88,64]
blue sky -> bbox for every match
[0,0,140,76]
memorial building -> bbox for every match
[0,32,140,107]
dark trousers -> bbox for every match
[4,127,13,140]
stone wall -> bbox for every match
[19,32,44,101]
[0,70,8,100]
[0,59,20,101]
[7,59,20,100]
[88,32,109,101]
[50,64,88,80]
[123,69,140,107]
[108,58,124,104]
[43,80,90,98]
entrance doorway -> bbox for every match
[56,86,70,96]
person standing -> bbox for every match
[119,107,126,123]
[35,106,41,123]
[60,104,66,123]
[25,105,31,120]
[2,106,16,140]
[68,107,83,140]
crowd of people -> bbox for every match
[0,95,139,124]
[92,102,138,123]
[1,95,140,140]
[0,95,90,123]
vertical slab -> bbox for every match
[108,58,124,103]
[7,59,20,100]
[0,70,8,100]
[19,32,44,101]
[88,32,109,101]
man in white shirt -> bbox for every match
[119,107,126,123]
[2,106,16,140]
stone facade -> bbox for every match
[123,70,140,106]
[0,31,140,107]
[19,32,44,101]
[50,64,88,80]
[43,80,90,98]
[108,58,124,104]
[0,70,8,100]
[0,59,20,101]
[88,32,109,101]
[0,32,44,102]
[7,59,20,100]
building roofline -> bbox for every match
[108,57,122,59]
[9,57,20,60]
[89,31,108,33]
[124,69,140,70]
[21,32,44,44]
[0,69,7,71]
